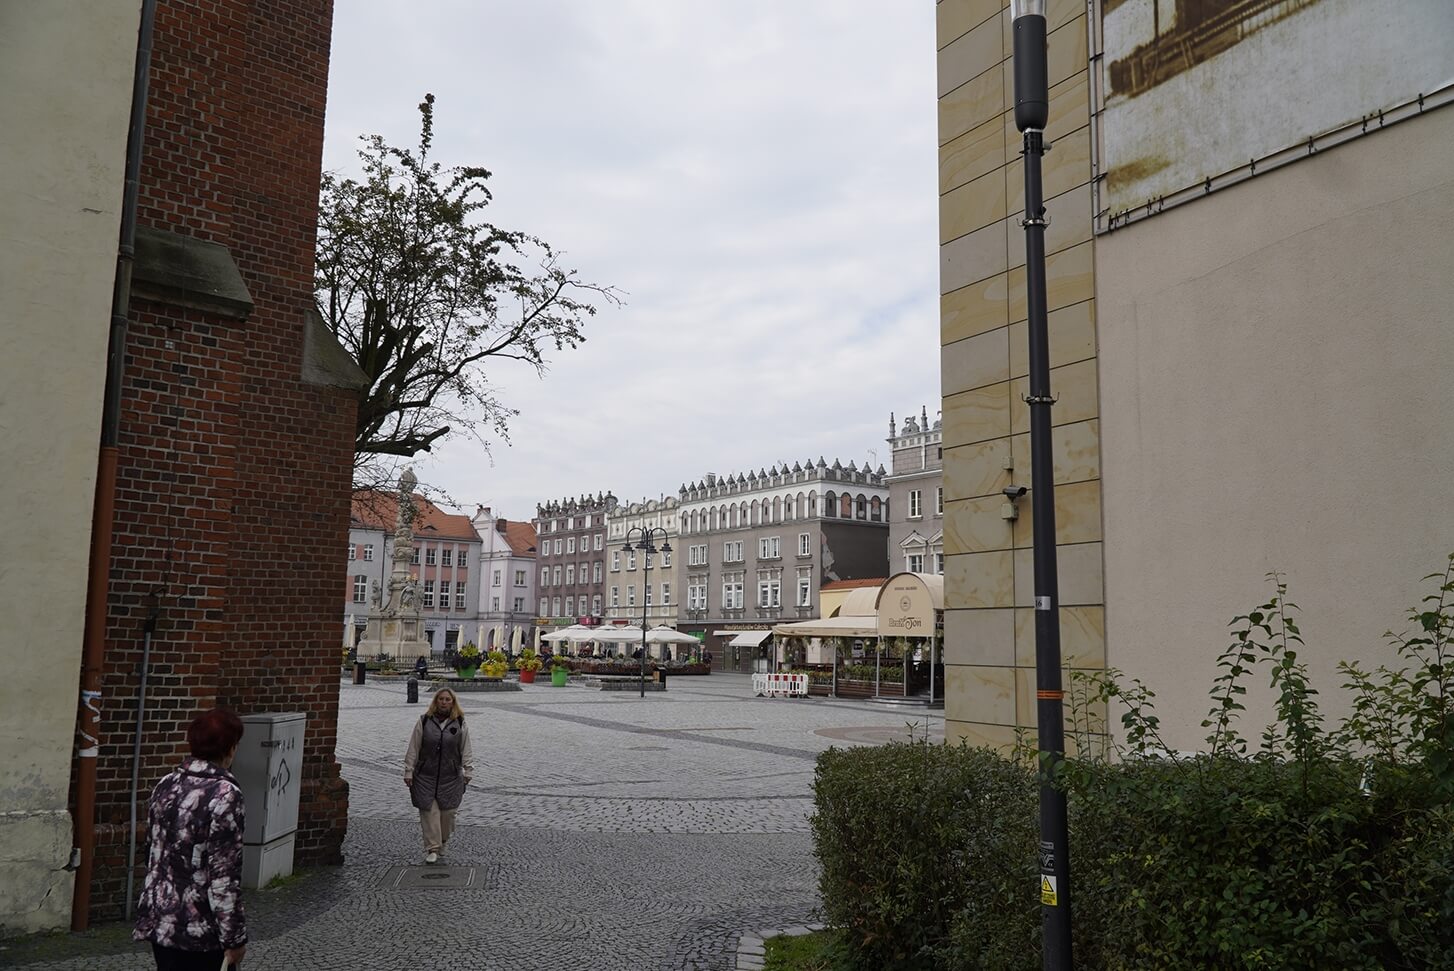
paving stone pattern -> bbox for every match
[9,674,940,970]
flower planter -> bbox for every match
[457,665,478,680]
[519,669,536,684]
[551,668,569,687]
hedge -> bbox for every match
[811,557,1454,970]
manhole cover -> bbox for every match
[379,865,497,890]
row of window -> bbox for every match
[491,569,529,587]
[541,533,605,556]
[905,552,946,574]
[607,549,673,571]
[539,515,604,534]
[487,596,527,613]
[348,543,471,568]
[606,582,671,608]
[350,576,468,609]
[539,595,604,616]
[685,534,813,566]
[540,562,605,587]
[684,573,813,610]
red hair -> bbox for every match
[188,708,245,760]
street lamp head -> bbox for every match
[620,540,633,554]
[1011,2,1049,133]
[660,540,672,554]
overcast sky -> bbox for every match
[324,2,940,521]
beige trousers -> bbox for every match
[419,800,456,852]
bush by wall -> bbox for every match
[812,556,1454,970]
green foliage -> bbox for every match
[763,929,851,970]
[812,742,1038,970]
[812,557,1454,970]
[515,648,542,673]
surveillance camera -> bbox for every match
[1003,485,1027,500]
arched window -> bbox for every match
[796,492,806,519]
[855,494,867,520]
[824,491,837,518]
[773,495,783,522]
[808,491,817,517]
[870,496,882,522]
[751,499,760,525]
[732,504,740,528]
[840,493,853,518]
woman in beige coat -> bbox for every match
[403,688,473,864]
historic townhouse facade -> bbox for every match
[347,493,482,652]
[886,406,945,576]
[533,492,615,628]
[605,498,680,629]
[676,460,890,672]
[470,507,538,652]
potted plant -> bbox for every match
[453,641,480,679]
[482,648,509,679]
[549,654,570,687]
[515,648,543,684]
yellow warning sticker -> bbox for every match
[1041,875,1058,906]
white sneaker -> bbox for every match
[424,851,438,865]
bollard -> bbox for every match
[353,660,367,685]
[406,677,419,704]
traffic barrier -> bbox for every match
[752,672,808,698]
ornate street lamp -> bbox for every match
[1011,1,1072,967]
[622,526,671,697]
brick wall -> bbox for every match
[79,0,350,921]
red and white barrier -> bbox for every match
[752,672,808,698]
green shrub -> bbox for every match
[812,742,1037,969]
[811,555,1454,970]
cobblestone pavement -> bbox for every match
[6,674,940,970]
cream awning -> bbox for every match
[714,629,774,648]
[772,615,879,639]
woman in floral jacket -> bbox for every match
[133,708,248,970]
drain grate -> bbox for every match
[379,864,497,890]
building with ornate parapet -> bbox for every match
[533,492,616,630]
[676,460,889,673]
[886,406,944,577]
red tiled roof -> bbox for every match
[351,492,480,542]
[821,577,887,591]
[499,519,537,556]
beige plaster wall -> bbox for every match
[936,0,1106,749]
[1095,105,1454,750]
[0,2,139,934]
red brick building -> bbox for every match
[75,0,364,920]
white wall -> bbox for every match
[0,2,140,934]
[1096,106,1454,750]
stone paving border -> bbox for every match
[734,923,826,970]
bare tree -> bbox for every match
[317,94,619,491]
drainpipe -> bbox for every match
[73,0,157,931]
[124,594,162,921]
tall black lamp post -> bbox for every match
[1012,1,1073,967]
[622,526,671,698]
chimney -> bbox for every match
[495,519,508,533]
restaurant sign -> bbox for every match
[876,573,935,637]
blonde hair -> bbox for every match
[429,690,464,721]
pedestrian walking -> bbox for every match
[403,688,473,864]
[133,708,248,970]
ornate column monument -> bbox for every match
[358,469,431,662]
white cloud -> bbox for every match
[325,1,941,517]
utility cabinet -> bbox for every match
[232,712,306,889]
